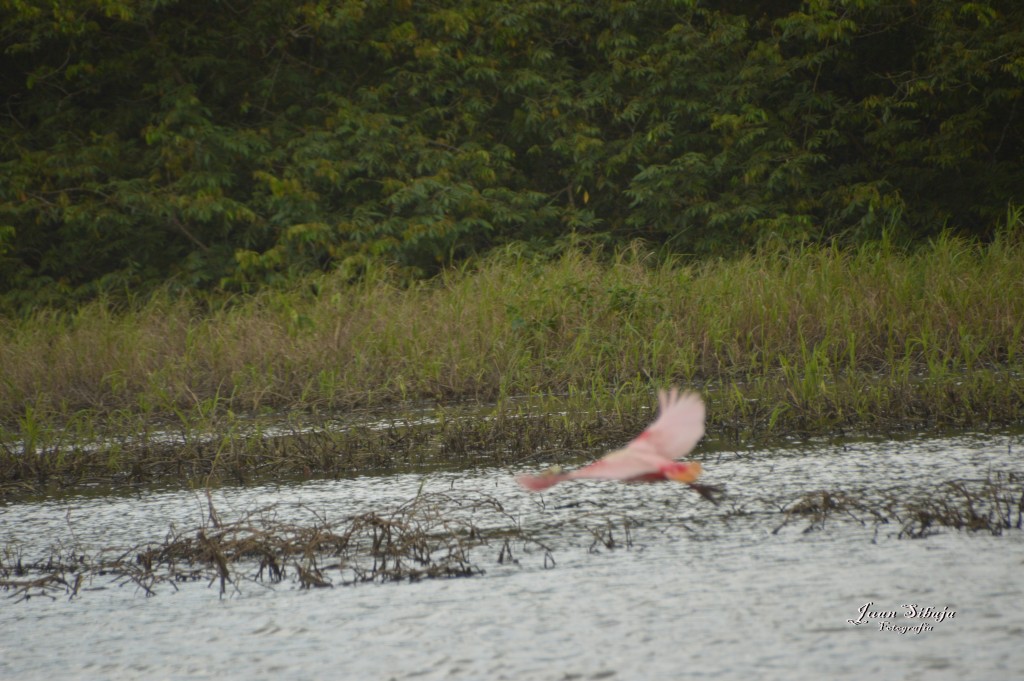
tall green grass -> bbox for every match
[2,219,1024,442]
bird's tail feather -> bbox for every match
[516,472,568,492]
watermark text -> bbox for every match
[847,602,956,634]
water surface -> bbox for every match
[2,432,1022,680]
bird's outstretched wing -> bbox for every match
[516,388,706,491]
[632,388,706,461]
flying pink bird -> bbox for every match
[517,388,718,501]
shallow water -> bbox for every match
[2,432,1023,680]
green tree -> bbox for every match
[1,0,1021,311]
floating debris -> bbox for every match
[772,471,1024,538]
[0,490,553,602]
[4,470,1022,602]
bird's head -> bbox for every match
[664,461,702,484]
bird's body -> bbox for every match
[517,388,716,500]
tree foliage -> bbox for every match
[1,0,1022,309]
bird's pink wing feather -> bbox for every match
[515,446,661,488]
[562,443,666,481]
[631,388,705,460]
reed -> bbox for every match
[2,212,1023,486]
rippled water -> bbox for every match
[2,432,1023,680]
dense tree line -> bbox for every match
[1,0,1022,310]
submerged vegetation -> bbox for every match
[3,469,1021,601]
[0,490,542,600]
[772,471,1024,538]
[2,226,1024,493]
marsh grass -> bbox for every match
[2,218,1024,487]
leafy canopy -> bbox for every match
[1,0,1022,309]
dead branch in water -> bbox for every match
[0,490,551,600]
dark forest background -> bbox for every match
[2,0,1022,311]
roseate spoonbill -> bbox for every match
[516,388,718,502]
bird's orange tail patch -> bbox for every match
[664,461,702,484]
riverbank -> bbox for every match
[2,231,1023,491]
